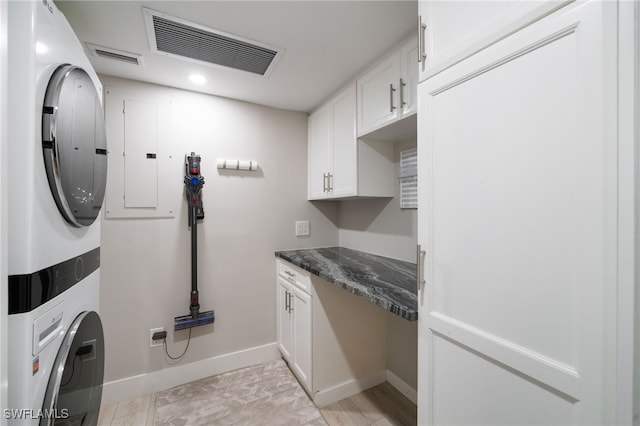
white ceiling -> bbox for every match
[55,1,418,113]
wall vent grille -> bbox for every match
[86,43,143,66]
[144,9,282,77]
[399,148,418,209]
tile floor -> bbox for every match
[97,360,416,426]
[97,392,156,426]
[97,360,325,426]
[320,382,417,426]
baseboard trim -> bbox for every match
[386,369,417,405]
[101,342,280,405]
[312,370,387,407]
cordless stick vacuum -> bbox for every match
[174,152,215,331]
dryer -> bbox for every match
[7,0,107,424]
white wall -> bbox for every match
[99,76,418,402]
[99,76,339,385]
[337,139,418,390]
[338,139,417,263]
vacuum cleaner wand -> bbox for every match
[175,152,215,331]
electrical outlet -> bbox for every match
[295,220,310,237]
[150,327,165,348]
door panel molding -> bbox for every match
[429,312,581,399]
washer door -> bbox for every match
[41,311,104,426]
[42,64,107,228]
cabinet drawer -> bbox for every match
[277,259,311,294]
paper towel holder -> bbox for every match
[216,159,259,171]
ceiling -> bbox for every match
[55,1,418,113]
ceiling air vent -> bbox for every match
[143,8,283,77]
[86,43,143,66]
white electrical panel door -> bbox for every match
[123,99,158,208]
[417,2,617,425]
[103,86,177,219]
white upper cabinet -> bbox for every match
[307,103,332,200]
[417,0,572,82]
[357,53,400,136]
[308,84,357,200]
[307,35,419,200]
[399,36,418,118]
[330,86,358,198]
[357,35,418,137]
[308,83,394,200]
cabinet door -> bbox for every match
[277,278,292,361]
[291,286,312,391]
[417,0,572,82]
[417,2,617,425]
[330,84,357,198]
[399,36,418,118]
[307,104,331,200]
[357,53,400,137]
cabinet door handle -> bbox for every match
[288,293,294,313]
[328,173,333,191]
[390,84,396,113]
[323,173,327,192]
[417,244,426,291]
[285,290,289,312]
[399,78,407,109]
[418,16,427,63]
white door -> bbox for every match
[417,2,618,425]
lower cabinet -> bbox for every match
[277,277,293,361]
[291,286,311,387]
[276,259,387,406]
[277,274,312,393]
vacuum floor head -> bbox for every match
[174,310,215,331]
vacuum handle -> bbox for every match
[191,205,198,294]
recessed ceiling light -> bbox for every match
[189,74,206,84]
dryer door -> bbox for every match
[42,64,107,228]
[41,311,104,426]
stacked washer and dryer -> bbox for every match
[7,1,107,425]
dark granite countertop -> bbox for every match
[275,247,417,321]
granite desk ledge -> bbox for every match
[275,247,417,321]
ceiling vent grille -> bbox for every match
[86,43,143,66]
[143,8,282,77]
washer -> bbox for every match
[7,1,107,424]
